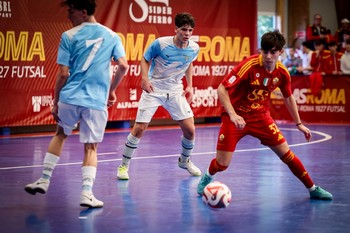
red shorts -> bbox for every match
[216,113,286,152]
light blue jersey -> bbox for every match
[57,22,125,111]
[144,36,199,93]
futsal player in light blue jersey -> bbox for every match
[117,12,201,180]
[25,0,129,208]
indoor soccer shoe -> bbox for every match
[178,158,202,176]
[197,173,213,195]
[80,191,104,208]
[24,178,50,195]
[309,186,333,200]
[117,165,129,180]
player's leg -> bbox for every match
[117,92,160,180]
[165,92,201,176]
[270,142,332,200]
[177,117,201,176]
[117,122,149,180]
[79,143,104,208]
[197,113,242,195]
[197,150,232,195]
[258,121,332,200]
[78,107,107,208]
[24,102,76,195]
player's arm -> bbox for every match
[140,56,154,93]
[183,63,194,103]
[52,65,69,122]
[108,56,129,107]
[283,95,312,141]
[217,84,246,130]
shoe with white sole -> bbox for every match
[80,191,104,208]
[178,158,202,176]
[24,178,50,195]
[117,164,129,180]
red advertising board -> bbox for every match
[270,75,350,124]
[0,0,257,126]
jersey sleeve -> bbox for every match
[112,34,126,60]
[277,65,293,98]
[57,33,71,66]
[221,57,250,90]
[143,39,160,62]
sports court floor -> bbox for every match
[0,123,349,233]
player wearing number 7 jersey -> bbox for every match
[197,30,333,200]
[24,0,128,208]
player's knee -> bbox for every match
[132,123,147,138]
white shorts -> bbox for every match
[136,91,194,123]
[58,102,108,143]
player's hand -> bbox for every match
[183,86,193,104]
[51,104,60,122]
[229,113,246,130]
[107,92,117,108]
[297,124,312,142]
[142,79,154,93]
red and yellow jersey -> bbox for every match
[323,51,343,74]
[221,54,292,120]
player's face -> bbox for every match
[175,25,194,43]
[261,47,283,72]
[67,7,85,27]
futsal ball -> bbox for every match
[202,181,232,209]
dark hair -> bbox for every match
[345,38,350,45]
[60,0,96,15]
[260,30,286,51]
[175,12,195,28]
[302,41,311,49]
[314,39,324,46]
[328,41,337,47]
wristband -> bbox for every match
[296,123,302,126]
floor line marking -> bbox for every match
[0,128,332,170]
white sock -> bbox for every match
[41,152,59,180]
[82,166,96,192]
[121,133,140,167]
[308,185,316,192]
[206,169,214,178]
[180,136,194,162]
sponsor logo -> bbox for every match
[32,95,53,113]
[228,75,236,84]
[129,0,172,25]
[117,88,139,109]
[0,1,12,18]
[191,86,218,108]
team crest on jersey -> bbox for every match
[228,75,236,84]
[273,77,279,85]
[263,78,270,86]
[256,73,260,78]
[183,55,190,61]
[219,134,225,141]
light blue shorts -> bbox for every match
[58,102,108,143]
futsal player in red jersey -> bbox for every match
[197,30,333,200]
